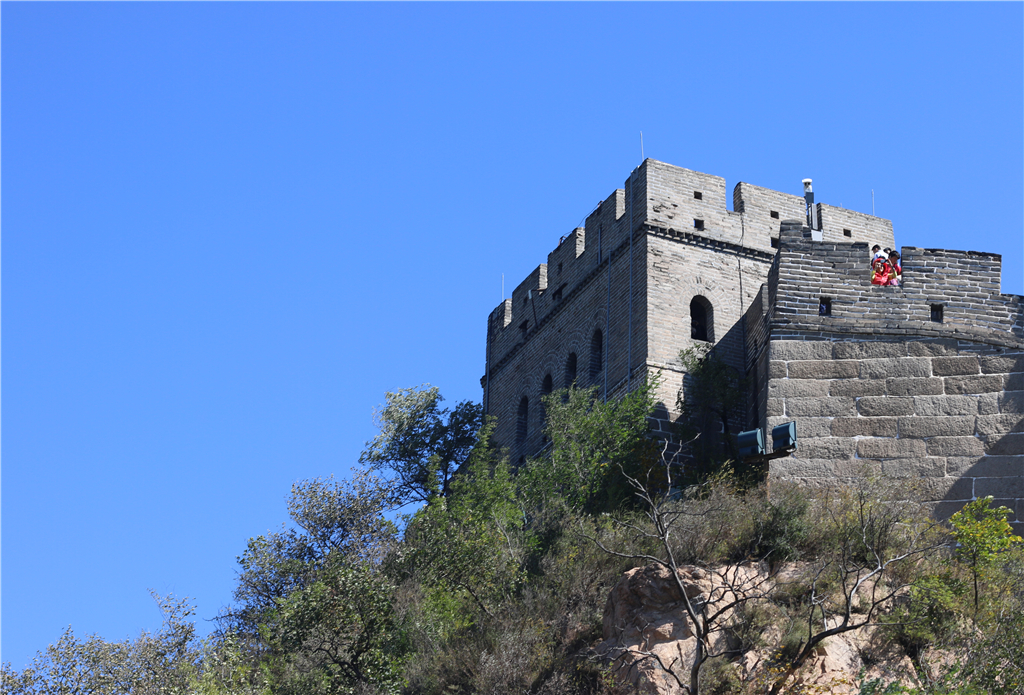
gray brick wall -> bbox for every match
[766,339,1024,527]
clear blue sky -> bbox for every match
[3,2,1021,670]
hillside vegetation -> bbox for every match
[4,378,1022,695]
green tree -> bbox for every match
[270,564,406,695]
[359,386,483,505]
[220,470,403,694]
[522,377,659,512]
[948,496,1022,612]
[224,471,398,642]
[1,594,202,695]
[401,419,525,620]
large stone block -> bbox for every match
[786,397,857,417]
[998,391,1024,414]
[931,356,980,376]
[767,398,784,416]
[857,438,927,459]
[943,375,1004,395]
[975,414,1024,436]
[797,438,857,459]
[788,360,860,379]
[860,358,932,379]
[772,458,868,479]
[906,339,960,357]
[982,432,1024,456]
[831,417,898,437]
[898,416,976,438]
[913,395,979,417]
[980,353,1024,374]
[768,380,830,399]
[926,436,986,457]
[832,341,906,359]
[913,476,975,503]
[979,393,1000,415]
[858,397,916,417]
[946,456,1023,478]
[886,377,944,396]
[830,379,886,397]
[1005,372,1024,391]
[789,417,833,439]
[768,361,787,379]
[880,457,945,478]
[926,500,973,522]
[769,341,833,361]
[975,477,1024,499]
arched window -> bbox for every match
[516,396,529,446]
[564,353,578,389]
[589,329,604,386]
[690,296,713,342]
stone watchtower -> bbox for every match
[483,159,1023,522]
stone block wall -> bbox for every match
[762,225,1024,526]
[766,339,1024,527]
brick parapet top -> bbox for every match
[770,230,1024,346]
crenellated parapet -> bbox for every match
[769,222,1024,349]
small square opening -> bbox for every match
[843,228,852,237]
[693,191,703,200]
[770,210,779,219]
[819,297,832,316]
[693,219,705,231]
[770,237,779,249]
[931,304,944,323]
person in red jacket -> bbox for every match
[887,250,902,286]
[871,256,890,285]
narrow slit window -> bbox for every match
[564,352,578,390]
[843,228,852,237]
[770,237,780,249]
[589,329,604,386]
[693,219,705,231]
[693,191,703,200]
[819,297,832,316]
[931,304,944,323]
[770,210,779,219]
[540,374,553,442]
[516,396,529,446]
[520,321,528,340]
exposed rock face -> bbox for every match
[597,563,920,695]
[597,564,718,694]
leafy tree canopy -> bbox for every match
[359,385,483,505]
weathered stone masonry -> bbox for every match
[483,159,1023,524]
[754,223,1024,525]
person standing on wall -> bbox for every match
[887,250,902,286]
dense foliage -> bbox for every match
[5,381,1022,695]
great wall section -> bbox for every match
[483,159,1024,524]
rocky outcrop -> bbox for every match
[596,563,920,694]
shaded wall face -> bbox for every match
[645,234,772,433]
[485,236,648,462]
[766,339,1024,526]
